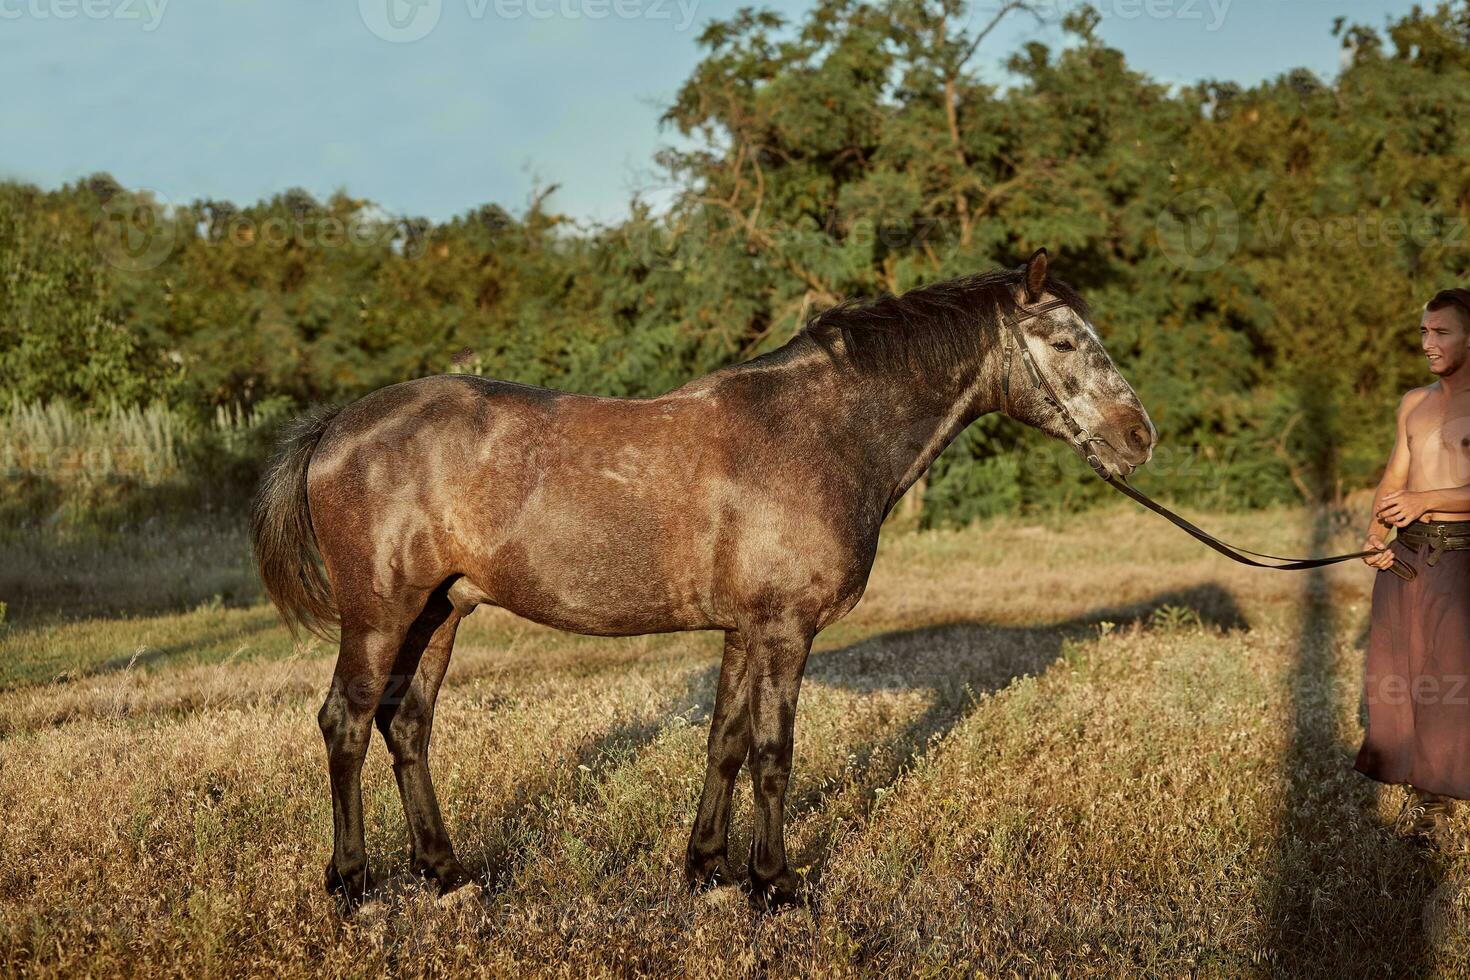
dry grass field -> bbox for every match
[3,504,1469,977]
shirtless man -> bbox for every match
[1357,288,1470,842]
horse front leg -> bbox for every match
[686,630,751,889]
[743,615,815,910]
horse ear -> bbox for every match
[1023,247,1049,303]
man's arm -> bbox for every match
[1382,483,1470,518]
[1362,391,1418,569]
[1424,485,1470,512]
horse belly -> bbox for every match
[469,514,721,636]
[453,393,729,634]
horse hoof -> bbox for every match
[748,869,804,912]
[685,854,733,892]
[416,856,474,897]
[325,863,372,906]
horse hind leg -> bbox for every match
[318,606,422,905]
[375,584,473,896]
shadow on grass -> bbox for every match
[0,522,258,628]
[432,583,1248,905]
[454,712,676,896]
[1263,511,1440,977]
[0,609,288,694]
[82,618,280,678]
[785,582,1249,883]
[1263,373,1440,976]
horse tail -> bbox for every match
[250,405,341,641]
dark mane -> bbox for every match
[800,268,1091,377]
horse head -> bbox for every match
[999,248,1156,479]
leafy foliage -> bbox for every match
[2,1,1468,525]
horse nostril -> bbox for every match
[1128,425,1151,454]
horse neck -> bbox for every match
[789,333,1006,516]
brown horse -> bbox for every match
[250,248,1155,909]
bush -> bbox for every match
[0,398,292,530]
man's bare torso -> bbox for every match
[1404,383,1470,519]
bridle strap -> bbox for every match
[1102,475,1410,578]
[999,299,1110,478]
[1000,299,1413,580]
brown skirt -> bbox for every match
[1355,537,1470,799]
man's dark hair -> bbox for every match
[1426,288,1470,330]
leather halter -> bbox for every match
[999,299,1111,479]
[999,298,1413,580]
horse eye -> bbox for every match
[1051,340,1075,352]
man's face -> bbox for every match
[1421,307,1470,377]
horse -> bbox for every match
[250,247,1156,910]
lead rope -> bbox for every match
[999,302,1414,581]
[1102,475,1411,579]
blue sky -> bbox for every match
[0,0,1417,225]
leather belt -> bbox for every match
[1395,521,1470,567]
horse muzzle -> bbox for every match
[1084,415,1155,478]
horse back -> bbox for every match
[305,372,876,635]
